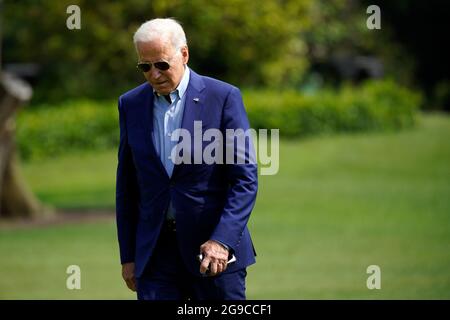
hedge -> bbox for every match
[244,79,421,137]
[17,100,119,160]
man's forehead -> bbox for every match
[137,38,173,56]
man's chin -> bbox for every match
[151,81,171,94]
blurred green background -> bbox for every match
[0,0,449,299]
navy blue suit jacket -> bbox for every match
[116,70,258,278]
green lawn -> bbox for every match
[1,113,449,299]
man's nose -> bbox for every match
[149,67,162,80]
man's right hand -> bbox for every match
[122,262,136,292]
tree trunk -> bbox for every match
[0,72,50,218]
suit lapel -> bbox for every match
[172,70,206,179]
[180,72,206,136]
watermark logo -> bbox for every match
[366,265,381,289]
[169,121,279,175]
[66,265,81,290]
[366,5,381,30]
[66,5,81,30]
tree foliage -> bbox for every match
[3,0,411,102]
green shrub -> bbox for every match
[17,100,118,160]
[244,79,421,137]
[16,80,421,160]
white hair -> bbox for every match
[133,18,187,51]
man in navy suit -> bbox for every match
[116,18,258,300]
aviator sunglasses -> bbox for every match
[136,60,170,72]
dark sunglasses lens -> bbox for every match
[154,61,170,71]
[137,63,151,72]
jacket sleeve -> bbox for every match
[210,87,258,252]
[115,97,139,264]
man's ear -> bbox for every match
[181,46,189,64]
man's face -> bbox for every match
[136,38,189,95]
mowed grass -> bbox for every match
[0,221,129,299]
[0,113,449,299]
[20,150,118,210]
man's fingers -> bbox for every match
[125,278,136,292]
[200,256,229,276]
[122,262,136,291]
[198,240,230,276]
[123,272,136,292]
[215,262,225,275]
[210,261,218,275]
[200,257,211,274]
